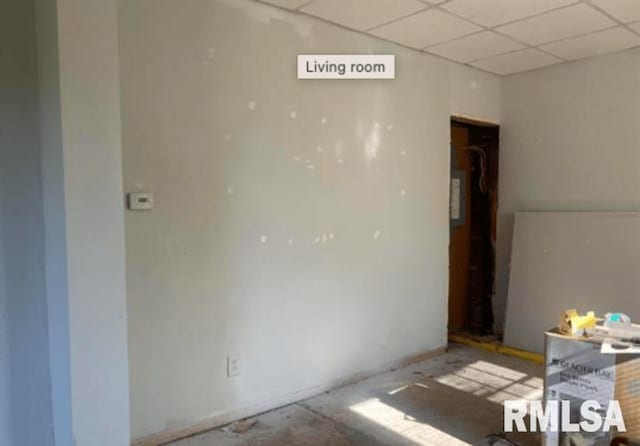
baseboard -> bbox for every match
[131,344,447,446]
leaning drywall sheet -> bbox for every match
[504,211,640,354]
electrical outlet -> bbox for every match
[227,354,240,378]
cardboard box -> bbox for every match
[544,329,640,446]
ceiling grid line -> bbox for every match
[295,0,316,11]
[255,0,640,75]
[422,3,584,63]
[437,0,582,31]
[585,0,640,37]
[364,5,434,33]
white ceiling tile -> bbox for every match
[426,31,525,63]
[496,4,615,45]
[591,0,640,23]
[259,0,310,9]
[540,26,640,60]
[370,9,482,49]
[442,0,577,27]
[299,0,426,31]
[471,48,562,75]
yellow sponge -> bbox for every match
[559,309,596,336]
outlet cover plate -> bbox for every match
[227,354,240,378]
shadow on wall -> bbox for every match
[0,0,54,444]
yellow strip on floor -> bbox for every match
[448,334,544,364]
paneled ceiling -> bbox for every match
[257,0,640,75]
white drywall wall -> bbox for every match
[449,62,501,124]
[496,48,640,334]
[37,0,131,444]
[1,1,54,444]
[117,0,501,440]
[0,210,11,446]
[57,0,131,444]
[504,212,640,354]
[36,0,73,442]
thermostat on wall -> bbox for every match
[127,192,154,210]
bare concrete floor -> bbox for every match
[169,344,543,446]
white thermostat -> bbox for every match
[127,192,154,210]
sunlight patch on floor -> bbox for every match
[349,398,472,446]
[434,360,543,404]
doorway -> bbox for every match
[448,117,499,336]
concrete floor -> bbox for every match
[169,344,544,446]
